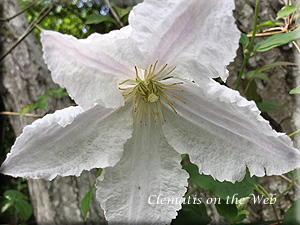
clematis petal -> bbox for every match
[41,29,143,110]
[0,105,133,180]
[129,0,240,81]
[96,118,188,224]
[162,80,300,182]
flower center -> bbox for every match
[119,60,185,125]
[148,93,158,103]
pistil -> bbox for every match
[119,61,185,125]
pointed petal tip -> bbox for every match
[162,81,300,183]
[0,105,133,181]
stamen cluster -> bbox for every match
[119,61,185,125]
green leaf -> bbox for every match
[239,209,250,215]
[20,88,70,117]
[172,203,211,225]
[0,197,13,213]
[244,80,262,102]
[256,102,282,112]
[282,199,300,225]
[19,104,38,117]
[288,168,300,181]
[13,199,32,221]
[255,61,297,73]
[81,185,95,221]
[276,3,298,20]
[289,85,300,94]
[254,27,300,52]
[3,190,32,222]
[122,13,129,24]
[35,94,51,110]
[111,2,132,18]
[246,61,297,82]
[4,190,27,201]
[252,20,284,33]
[235,214,247,223]
[81,168,103,220]
[86,14,118,25]
[240,33,249,49]
[246,71,269,81]
[183,164,257,200]
[236,197,251,211]
[47,88,68,98]
[215,199,245,224]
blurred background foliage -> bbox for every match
[17,0,140,38]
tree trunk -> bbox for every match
[0,1,106,224]
[0,0,299,224]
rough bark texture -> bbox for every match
[0,1,106,224]
[0,0,299,224]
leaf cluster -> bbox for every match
[18,0,115,38]
[0,190,33,222]
[238,0,300,113]
[20,88,68,117]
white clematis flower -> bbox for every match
[1,0,300,224]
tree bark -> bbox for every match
[0,1,106,224]
[0,0,299,224]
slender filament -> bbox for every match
[119,60,185,125]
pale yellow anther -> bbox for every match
[118,60,184,125]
